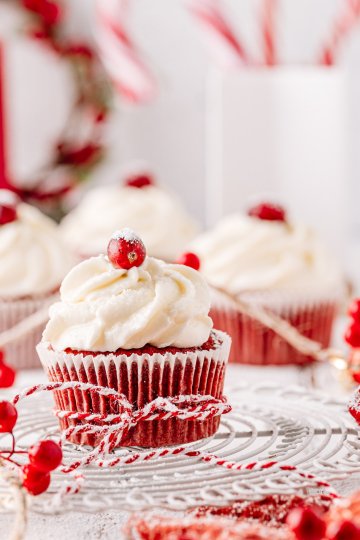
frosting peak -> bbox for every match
[43,254,213,352]
[60,184,199,260]
[191,214,343,295]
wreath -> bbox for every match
[1,0,111,216]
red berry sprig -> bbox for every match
[345,298,360,345]
[349,387,360,426]
[0,401,18,433]
[124,173,154,189]
[0,350,16,389]
[0,190,20,226]
[286,507,327,540]
[107,229,146,270]
[344,298,360,383]
[327,520,360,540]
[176,252,201,271]
[0,399,62,496]
[248,202,287,222]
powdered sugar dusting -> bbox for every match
[111,228,142,243]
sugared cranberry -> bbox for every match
[0,190,19,226]
[348,299,360,322]
[124,173,154,189]
[327,520,360,540]
[0,360,16,388]
[248,202,287,222]
[349,389,360,425]
[0,401,18,433]
[21,464,51,496]
[107,229,146,270]
[29,440,63,473]
[286,507,326,540]
[344,322,360,348]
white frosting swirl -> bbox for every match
[191,214,343,295]
[43,255,213,352]
[60,185,198,260]
[0,203,75,299]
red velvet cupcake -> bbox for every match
[37,229,231,447]
[191,204,344,365]
[0,190,74,369]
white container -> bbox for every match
[206,67,350,258]
[0,3,74,186]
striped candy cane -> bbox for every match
[96,0,156,102]
[186,0,250,68]
[320,0,360,65]
[261,0,278,66]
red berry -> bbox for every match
[0,190,19,226]
[176,252,201,271]
[21,464,51,496]
[248,202,287,222]
[124,173,154,189]
[0,401,18,433]
[344,322,360,348]
[327,520,360,540]
[349,388,360,426]
[286,507,326,540]
[107,229,146,270]
[348,299,360,321]
[29,440,63,473]
[0,362,16,388]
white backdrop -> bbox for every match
[9,0,360,279]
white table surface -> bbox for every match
[0,357,358,540]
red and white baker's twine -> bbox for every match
[11,382,337,498]
[95,0,155,103]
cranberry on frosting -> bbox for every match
[43,232,213,352]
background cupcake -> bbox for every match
[191,202,345,366]
[37,229,230,448]
[60,171,198,261]
[0,190,75,369]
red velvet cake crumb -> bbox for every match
[64,332,222,357]
[191,495,332,527]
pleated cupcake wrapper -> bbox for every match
[37,330,231,448]
[210,290,338,366]
[0,293,58,370]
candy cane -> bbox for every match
[186,0,250,68]
[261,0,277,66]
[320,0,360,65]
[95,0,156,102]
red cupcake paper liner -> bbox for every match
[0,293,58,370]
[210,291,337,365]
[37,330,231,448]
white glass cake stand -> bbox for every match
[0,382,358,515]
